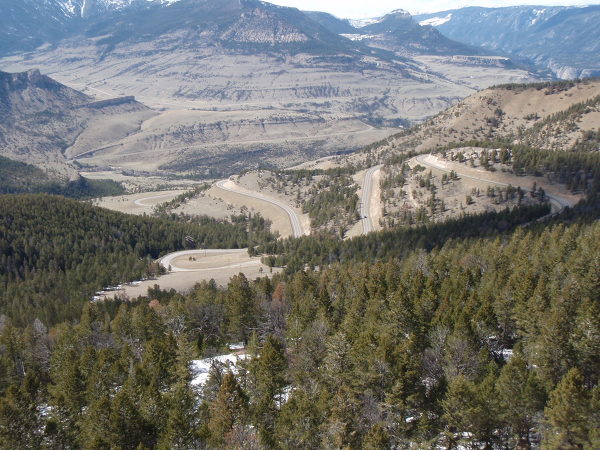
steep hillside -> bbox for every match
[0,193,272,325]
[306,9,526,92]
[319,78,600,230]
[81,0,378,56]
[415,5,600,79]
[0,67,89,115]
[0,155,126,197]
[0,156,55,193]
[0,1,541,178]
[356,9,485,57]
[0,69,154,181]
[0,0,537,168]
[1,0,387,58]
[302,11,356,34]
[363,78,600,162]
[0,0,177,54]
[0,69,91,180]
[0,0,73,54]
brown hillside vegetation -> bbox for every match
[358,78,600,164]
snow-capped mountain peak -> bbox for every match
[55,0,179,18]
[419,13,453,27]
[388,9,410,16]
[348,17,381,28]
[349,9,411,28]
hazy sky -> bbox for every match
[268,0,596,18]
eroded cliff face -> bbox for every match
[0,0,540,178]
[0,69,154,181]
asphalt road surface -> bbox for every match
[159,249,254,272]
[215,179,304,238]
[361,165,383,234]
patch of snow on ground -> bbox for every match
[348,17,381,28]
[530,9,546,26]
[191,353,248,387]
[419,14,453,27]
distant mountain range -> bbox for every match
[0,0,534,125]
[0,0,540,177]
[2,0,509,60]
[305,9,485,57]
[1,2,597,81]
[0,0,390,58]
[415,5,600,79]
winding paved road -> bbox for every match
[361,165,383,234]
[159,249,256,272]
[415,154,575,213]
[215,179,304,238]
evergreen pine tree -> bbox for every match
[251,335,287,447]
[588,385,600,449]
[158,337,201,449]
[79,393,112,449]
[543,368,590,449]
[274,389,322,449]
[496,353,546,448]
[0,375,43,449]
[109,386,155,449]
[225,274,257,344]
[363,423,391,449]
[208,372,249,447]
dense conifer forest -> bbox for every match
[0,155,125,198]
[2,76,600,447]
[1,148,599,447]
[0,216,598,448]
[260,203,551,273]
[0,195,275,326]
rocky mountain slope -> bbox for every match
[313,9,485,57]
[308,78,598,231]
[0,69,153,180]
[0,0,538,177]
[0,2,535,135]
[1,0,386,57]
[415,5,600,79]
[0,0,479,121]
[0,0,71,55]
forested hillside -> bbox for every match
[0,216,598,448]
[0,155,126,197]
[0,156,53,194]
[261,203,551,273]
[1,74,600,448]
[0,194,274,326]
